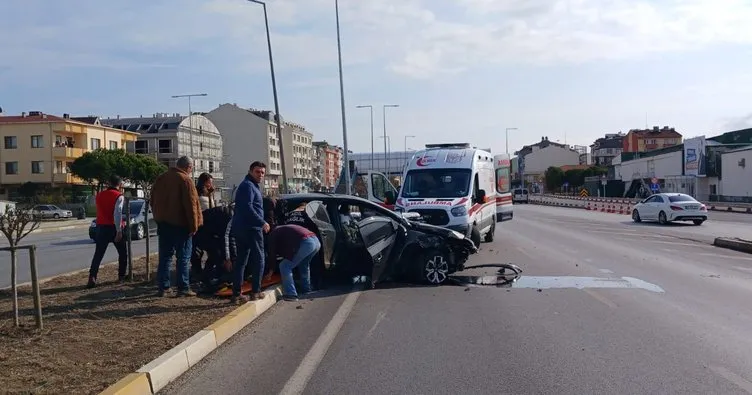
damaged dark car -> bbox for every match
[275,193,477,287]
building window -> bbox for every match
[31,135,44,148]
[135,140,148,154]
[4,136,17,149]
[5,161,18,175]
[158,139,172,154]
[90,138,102,149]
[199,142,203,151]
[209,161,215,173]
[31,161,44,174]
[109,141,118,150]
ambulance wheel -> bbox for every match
[470,226,481,249]
[484,221,495,242]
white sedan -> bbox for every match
[631,193,708,225]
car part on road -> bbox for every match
[470,226,481,248]
[484,221,495,242]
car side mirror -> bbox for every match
[385,190,396,205]
[476,189,486,204]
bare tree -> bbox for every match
[0,207,41,326]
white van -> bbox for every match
[395,143,496,247]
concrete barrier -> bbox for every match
[531,194,751,215]
[100,285,283,395]
[713,237,752,254]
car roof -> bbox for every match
[278,193,373,205]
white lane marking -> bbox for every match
[598,269,614,274]
[710,365,752,394]
[364,310,388,340]
[634,240,704,247]
[279,290,362,395]
[662,248,679,253]
[698,252,752,261]
[734,266,752,273]
[582,289,618,309]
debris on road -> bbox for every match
[0,257,236,395]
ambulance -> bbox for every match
[494,153,514,221]
[395,143,496,248]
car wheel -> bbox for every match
[484,221,495,242]
[133,223,145,240]
[658,211,668,225]
[632,209,641,223]
[693,219,705,226]
[53,213,60,219]
[420,250,450,285]
[470,226,481,248]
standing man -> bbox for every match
[87,175,128,288]
[150,156,203,297]
[231,161,270,303]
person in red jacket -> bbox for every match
[87,175,128,288]
[264,224,321,301]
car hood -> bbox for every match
[408,220,466,240]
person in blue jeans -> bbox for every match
[231,161,271,304]
[265,224,321,301]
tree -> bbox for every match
[564,169,585,187]
[69,149,121,191]
[544,166,565,191]
[0,208,41,327]
[127,154,167,200]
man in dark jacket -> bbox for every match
[193,205,236,290]
[264,224,321,301]
[231,161,270,303]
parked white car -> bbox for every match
[512,188,529,204]
[631,193,708,225]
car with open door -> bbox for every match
[275,193,477,287]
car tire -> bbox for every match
[133,223,145,240]
[470,226,481,249]
[484,221,495,242]
[693,219,704,226]
[419,249,450,285]
[632,209,641,223]
[658,211,668,225]
[53,213,60,219]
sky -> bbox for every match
[1,0,752,156]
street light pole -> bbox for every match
[249,0,288,194]
[334,0,351,195]
[404,135,415,153]
[171,93,207,180]
[356,105,374,170]
[505,127,518,155]
[382,104,399,175]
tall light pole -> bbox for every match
[333,0,351,195]
[171,93,207,180]
[379,136,391,175]
[356,105,374,170]
[505,127,518,155]
[404,135,415,153]
[382,104,399,175]
[248,0,288,193]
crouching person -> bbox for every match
[265,224,320,301]
[193,205,236,292]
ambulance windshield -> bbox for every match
[401,169,471,198]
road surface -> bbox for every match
[0,225,154,289]
[162,204,752,395]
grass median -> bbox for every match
[0,255,238,395]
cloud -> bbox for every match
[1,0,752,81]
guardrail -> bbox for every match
[530,194,752,214]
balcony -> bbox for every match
[53,173,84,184]
[52,146,85,159]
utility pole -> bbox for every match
[404,135,415,153]
[505,127,517,155]
[335,0,350,195]
[171,93,207,180]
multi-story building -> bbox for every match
[590,132,625,166]
[515,136,581,184]
[312,141,342,191]
[623,126,682,153]
[101,113,223,185]
[0,111,139,199]
[205,103,313,195]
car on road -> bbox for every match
[631,193,708,225]
[25,204,73,220]
[275,193,477,286]
[512,188,529,204]
[89,199,155,241]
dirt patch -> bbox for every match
[0,256,238,395]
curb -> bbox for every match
[713,237,752,254]
[31,223,91,234]
[100,285,283,395]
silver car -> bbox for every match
[27,204,73,220]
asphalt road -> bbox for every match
[0,225,155,289]
[161,204,752,395]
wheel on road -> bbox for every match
[419,250,450,285]
[470,226,481,248]
[693,219,705,226]
[133,222,145,240]
[53,213,60,219]
[632,209,641,223]
[658,211,669,225]
[484,221,495,242]
[510,213,514,220]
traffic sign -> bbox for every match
[580,188,589,197]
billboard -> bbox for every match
[684,136,707,176]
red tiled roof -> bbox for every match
[0,114,67,124]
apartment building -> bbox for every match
[206,104,313,194]
[515,136,581,183]
[623,126,682,153]
[590,132,625,166]
[0,111,139,199]
[101,113,224,184]
[312,141,342,191]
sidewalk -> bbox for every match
[31,218,92,234]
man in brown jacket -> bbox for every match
[150,156,203,297]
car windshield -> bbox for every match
[401,169,471,198]
[668,195,697,203]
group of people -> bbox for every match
[86,156,321,304]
